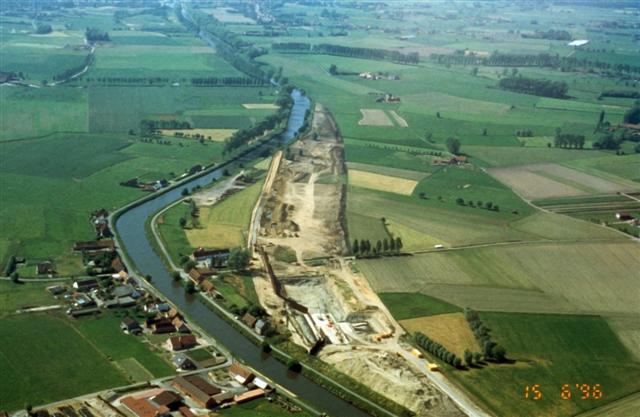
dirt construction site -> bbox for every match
[250,104,465,417]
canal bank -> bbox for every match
[112,90,380,417]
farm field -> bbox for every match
[378,292,461,320]
[158,180,264,264]
[348,169,418,196]
[185,181,263,249]
[359,241,640,315]
[487,163,638,200]
[448,313,640,417]
[0,311,171,411]
[400,313,480,357]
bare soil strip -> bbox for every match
[358,109,394,126]
[388,110,408,127]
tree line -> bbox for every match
[599,90,640,99]
[85,27,110,42]
[140,119,191,136]
[190,76,267,86]
[554,131,586,149]
[272,42,420,64]
[351,237,403,257]
[177,5,274,82]
[222,87,295,154]
[414,332,463,368]
[464,308,508,362]
[498,76,568,99]
[521,29,572,41]
[431,52,640,75]
[52,53,93,83]
[456,198,501,212]
[35,22,52,34]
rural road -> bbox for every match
[398,350,492,417]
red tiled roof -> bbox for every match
[121,396,169,417]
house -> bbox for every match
[172,317,191,334]
[234,388,265,404]
[73,278,99,292]
[148,317,176,334]
[121,396,170,417]
[616,212,634,221]
[242,313,257,329]
[151,390,183,410]
[173,354,197,371]
[229,362,255,385]
[200,280,215,294]
[121,317,142,334]
[192,248,230,265]
[166,307,182,320]
[157,303,171,313]
[188,269,204,284]
[73,239,115,252]
[171,375,221,409]
[36,261,55,276]
[111,257,125,272]
[169,335,198,351]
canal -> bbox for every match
[114,90,372,417]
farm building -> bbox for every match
[234,388,265,404]
[73,278,99,292]
[192,248,230,267]
[200,280,216,294]
[151,390,183,410]
[171,375,221,409]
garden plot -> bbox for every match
[348,169,418,196]
[358,109,394,126]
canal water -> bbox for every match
[115,91,372,417]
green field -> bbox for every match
[378,292,461,320]
[158,179,263,264]
[359,241,640,315]
[449,313,640,417]
[0,281,172,410]
[0,311,171,411]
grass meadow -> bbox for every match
[449,313,640,417]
